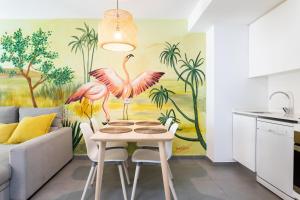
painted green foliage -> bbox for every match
[69,23,98,83]
[62,120,82,151]
[150,42,206,150]
[0,28,74,107]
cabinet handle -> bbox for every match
[257,128,285,136]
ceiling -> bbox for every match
[0,0,285,31]
[0,0,199,19]
[190,0,285,31]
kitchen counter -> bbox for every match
[233,110,300,123]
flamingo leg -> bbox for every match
[91,102,94,117]
[125,103,129,120]
[90,102,94,131]
[102,92,110,124]
[123,103,126,120]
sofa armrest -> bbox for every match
[9,127,73,200]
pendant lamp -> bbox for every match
[99,0,137,52]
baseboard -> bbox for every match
[257,176,294,200]
[170,155,206,160]
[294,191,300,200]
[73,154,89,160]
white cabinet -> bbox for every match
[233,113,257,171]
[256,119,294,199]
[249,0,300,77]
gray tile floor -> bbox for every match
[30,158,281,200]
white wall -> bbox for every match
[206,24,268,162]
[268,69,300,113]
[206,26,215,161]
[249,0,300,77]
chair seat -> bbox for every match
[132,149,161,163]
[104,148,128,162]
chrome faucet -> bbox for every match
[269,91,294,114]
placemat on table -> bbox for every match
[108,121,135,126]
[100,127,132,134]
[134,127,167,134]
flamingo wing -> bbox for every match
[65,82,97,104]
[131,71,165,96]
[89,68,124,98]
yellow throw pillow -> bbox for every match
[6,113,56,144]
[0,123,18,143]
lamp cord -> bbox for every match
[116,0,120,31]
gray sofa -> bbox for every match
[0,106,73,200]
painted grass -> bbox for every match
[0,77,206,156]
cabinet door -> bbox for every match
[233,114,257,171]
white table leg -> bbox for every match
[158,141,171,200]
[95,141,106,200]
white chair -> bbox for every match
[90,118,130,184]
[131,123,179,200]
[164,118,173,131]
[136,118,173,149]
[80,123,130,200]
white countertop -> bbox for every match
[233,110,300,123]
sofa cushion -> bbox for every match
[0,106,19,124]
[7,113,56,144]
[19,107,63,127]
[0,123,18,143]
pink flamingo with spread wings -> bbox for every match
[89,54,165,119]
[65,81,111,123]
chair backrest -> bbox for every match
[80,123,98,162]
[166,123,178,160]
[164,118,173,130]
[91,117,100,133]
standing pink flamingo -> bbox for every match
[65,81,111,124]
[89,54,165,119]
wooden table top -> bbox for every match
[91,120,174,142]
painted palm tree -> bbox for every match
[150,43,206,150]
[69,23,98,83]
[158,109,180,125]
[90,54,165,120]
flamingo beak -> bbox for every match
[127,54,134,59]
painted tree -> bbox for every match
[69,23,98,83]
[149,43,206,150]
[0,28,74,107]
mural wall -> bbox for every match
[0,19,206,155]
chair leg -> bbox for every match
[167,162,174,180]
[122,162,131,185]
[81,163,96,200]
[125,160,129,168]
[118,164,128,200]
[90,166,97,185]
[131,164,141,200]
[168,176,178,200]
